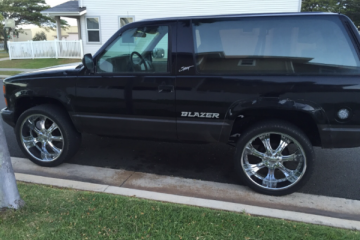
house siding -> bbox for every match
[80,0,301,55]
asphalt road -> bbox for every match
[1,81,360,200]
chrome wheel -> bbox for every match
[241,132,306,191]
[20,114,64,162]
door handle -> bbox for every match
[158,85,174,93]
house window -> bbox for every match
[119,16,135,28]
[86,17,100,43]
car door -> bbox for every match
[74,21,177,140]
[175,20,231,143]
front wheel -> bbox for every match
[15,104,81,167]
[234,120,314,196]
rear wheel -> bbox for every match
[15,104,81,167]
[234,120,314,196]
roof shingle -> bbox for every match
[41,0,86,13]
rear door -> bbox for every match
[175,20,230,142]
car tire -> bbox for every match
[234,120,314,196]
[15,104,81,167]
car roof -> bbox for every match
[140,12,339,22]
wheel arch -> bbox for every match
[220,98,329,147]
[13,96,81,132]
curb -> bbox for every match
[12,157,360,222]
[15,172,360,231]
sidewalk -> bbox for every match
[12,157,360,230]
[0,68,32,72]
[0,58,10,61]
[0,62,81,73]
[0,63,81,79]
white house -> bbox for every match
[41,0,302,56]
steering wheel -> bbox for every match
[130,51,148,71]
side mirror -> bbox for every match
[152,48,165,59]
[82,53,95,73]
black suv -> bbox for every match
[2,12,360,195]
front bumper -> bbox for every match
[1,107,15,127]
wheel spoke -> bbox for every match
[47,122,58,133]
[245,144,266,159]
[47,141,61,158]
[40,152,52,161]
[50,135,63,142]
[281,151,300,162]
[33,127,43,135]
[260,135,273,154]
[38,117,46,131]
[278,164,299,183]
[25,118,36,130]
[40,142,52,161]
[243,162,265,176]
[23,136,36,149]
[26,118,42,135]
[273,136,290,155]
[262,168,277,188]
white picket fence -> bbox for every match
[8,40,83,60]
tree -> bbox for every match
[341,0,360,27]
[0,120,23,210]
[301,0,338,12]
[33,31,47,41]
[0,14,3,41]
[301,0,360,27]
[0,0,69,40]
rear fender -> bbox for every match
[219,97,330,145]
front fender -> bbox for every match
[10,86,75,113]
[5,77,78,130]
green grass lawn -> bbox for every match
[0,71,24,76]
[0,183,358,240]
[0,50,9,59]
[0,58,81,69]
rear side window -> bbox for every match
[192,16,360,75]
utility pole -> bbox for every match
[3,27,9,52]
[4,19,15,53]
[0,120,23,209]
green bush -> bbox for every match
[32,31,47,41]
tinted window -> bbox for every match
[96,25,169,73]
[192,16,360,75]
